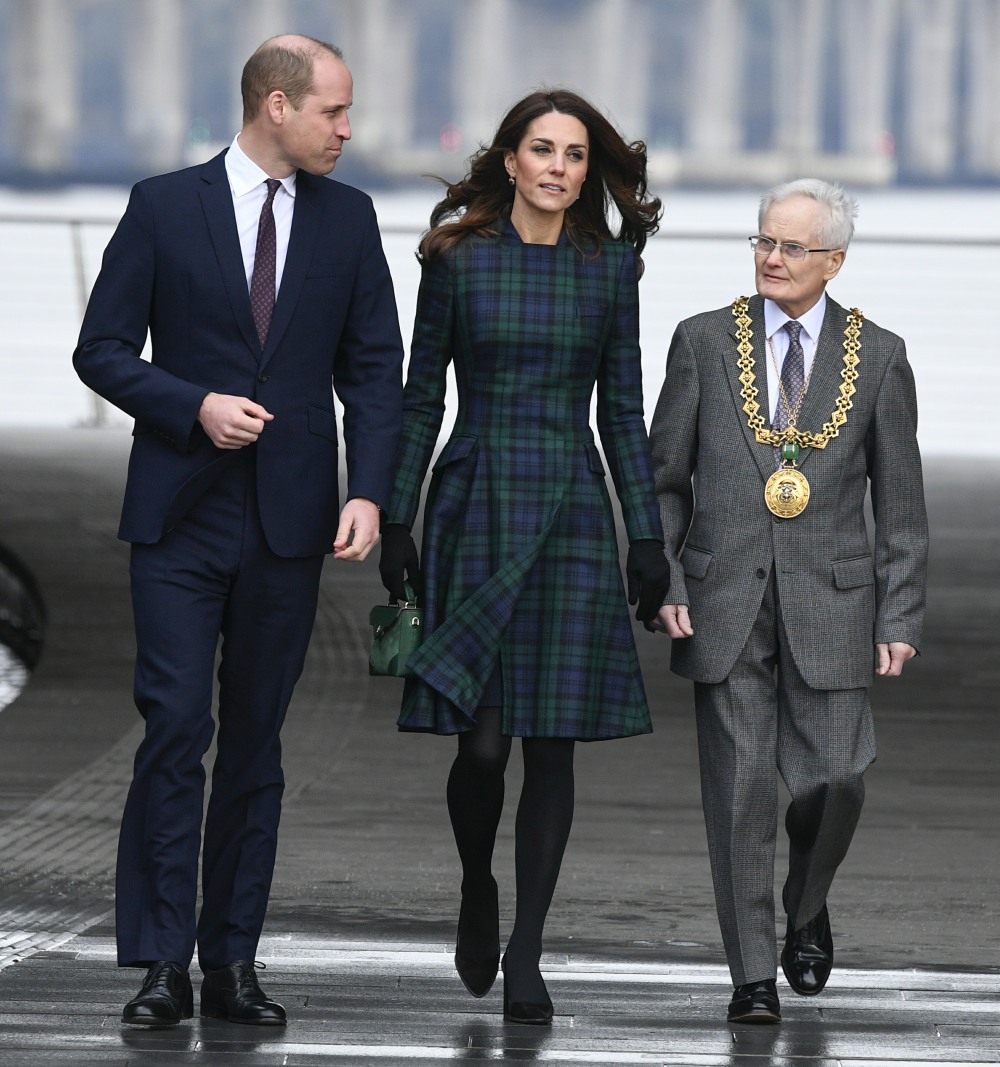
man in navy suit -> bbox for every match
[74,35,404,1026]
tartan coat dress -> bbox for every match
[385,215,664,739]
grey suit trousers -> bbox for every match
[694,569,876,986]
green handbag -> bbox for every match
[368,583,422,677]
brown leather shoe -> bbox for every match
[122,961,193,1026]
[200,960,286,1025]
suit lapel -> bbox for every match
[722,294,775,483]
[260,172,323,370]
[796,297,849,471]
[198,152,260,357]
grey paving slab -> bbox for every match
[1,429,999,1065]
[2,935,999,1065]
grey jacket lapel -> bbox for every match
[722,294,775,483]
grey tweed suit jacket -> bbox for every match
[649,294,928,690]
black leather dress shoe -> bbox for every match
[200,961,287,1025]
[781,901,834,996]
[727,978,781,1024]
[122,961,193,1026]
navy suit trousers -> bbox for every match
[116,449,324,971]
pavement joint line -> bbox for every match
[190,1046,680,1063]
[46,934,1000,996]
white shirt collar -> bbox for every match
[764,293,827,344]
[225,134,297,200]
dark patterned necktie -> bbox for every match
[249,178,281,347]
[773,319,805,466]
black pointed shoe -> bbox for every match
[454,882,501,998]
[122,961,193,1026]
[200,961,286,1025]
[727,978,781,1024]
[501,954,553,1025]
[781,901,834,996]
[455,946,501,998]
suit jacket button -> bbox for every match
[756,567,766,579]
[257,373,268,383]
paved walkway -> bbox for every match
[0,429,998,1065]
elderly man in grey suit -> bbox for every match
[649,178,928,1024]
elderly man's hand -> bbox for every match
[649,604,694,638]
[875,641,916,677]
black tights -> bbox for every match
[446,706,575,1002]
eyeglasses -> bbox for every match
[749,236,837,261]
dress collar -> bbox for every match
[498,208,570,247]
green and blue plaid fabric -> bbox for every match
[387,217,663,739]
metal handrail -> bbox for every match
[4,214,1000,245]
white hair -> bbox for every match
[758,178,858,249]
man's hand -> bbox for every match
[650,604,694,638]
[198,392,273,449]
[333,498,380,561]
[875,641,916,677]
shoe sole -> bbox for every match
[199,1009,286,1025]
[122,1017,186,1027]
[728,1008,781,1025]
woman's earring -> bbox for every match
[508,175,515,185]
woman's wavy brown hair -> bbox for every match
[418,89,662,275]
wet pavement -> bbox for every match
[1,427,998,1065]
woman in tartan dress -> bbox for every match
[379,90,668,1022]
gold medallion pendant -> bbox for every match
[764,466,810,517]
[730,296,865,523]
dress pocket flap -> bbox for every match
[832,555,875,590]
[433,434,478,469]
[681,545,713,580]
[585,442,606,476]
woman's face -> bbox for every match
[504,111,589,220]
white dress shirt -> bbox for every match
[762,295,827,422]
[224,134,296,295]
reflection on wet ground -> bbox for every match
[0,542,45,712]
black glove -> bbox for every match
[626,539,670,627]
[379,523,423,602]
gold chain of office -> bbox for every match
[731,295,864,449]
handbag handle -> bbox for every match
[387,581,419,608]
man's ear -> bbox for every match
[266,91,288,125]
[823,248,846,282]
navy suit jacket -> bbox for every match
[74,150,404,557]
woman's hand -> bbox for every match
[625,540,670,627]
[378,523,423,601]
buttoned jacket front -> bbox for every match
[650,294,928,690]
[73,150,404,557]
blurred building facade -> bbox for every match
[1,0,998,186]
